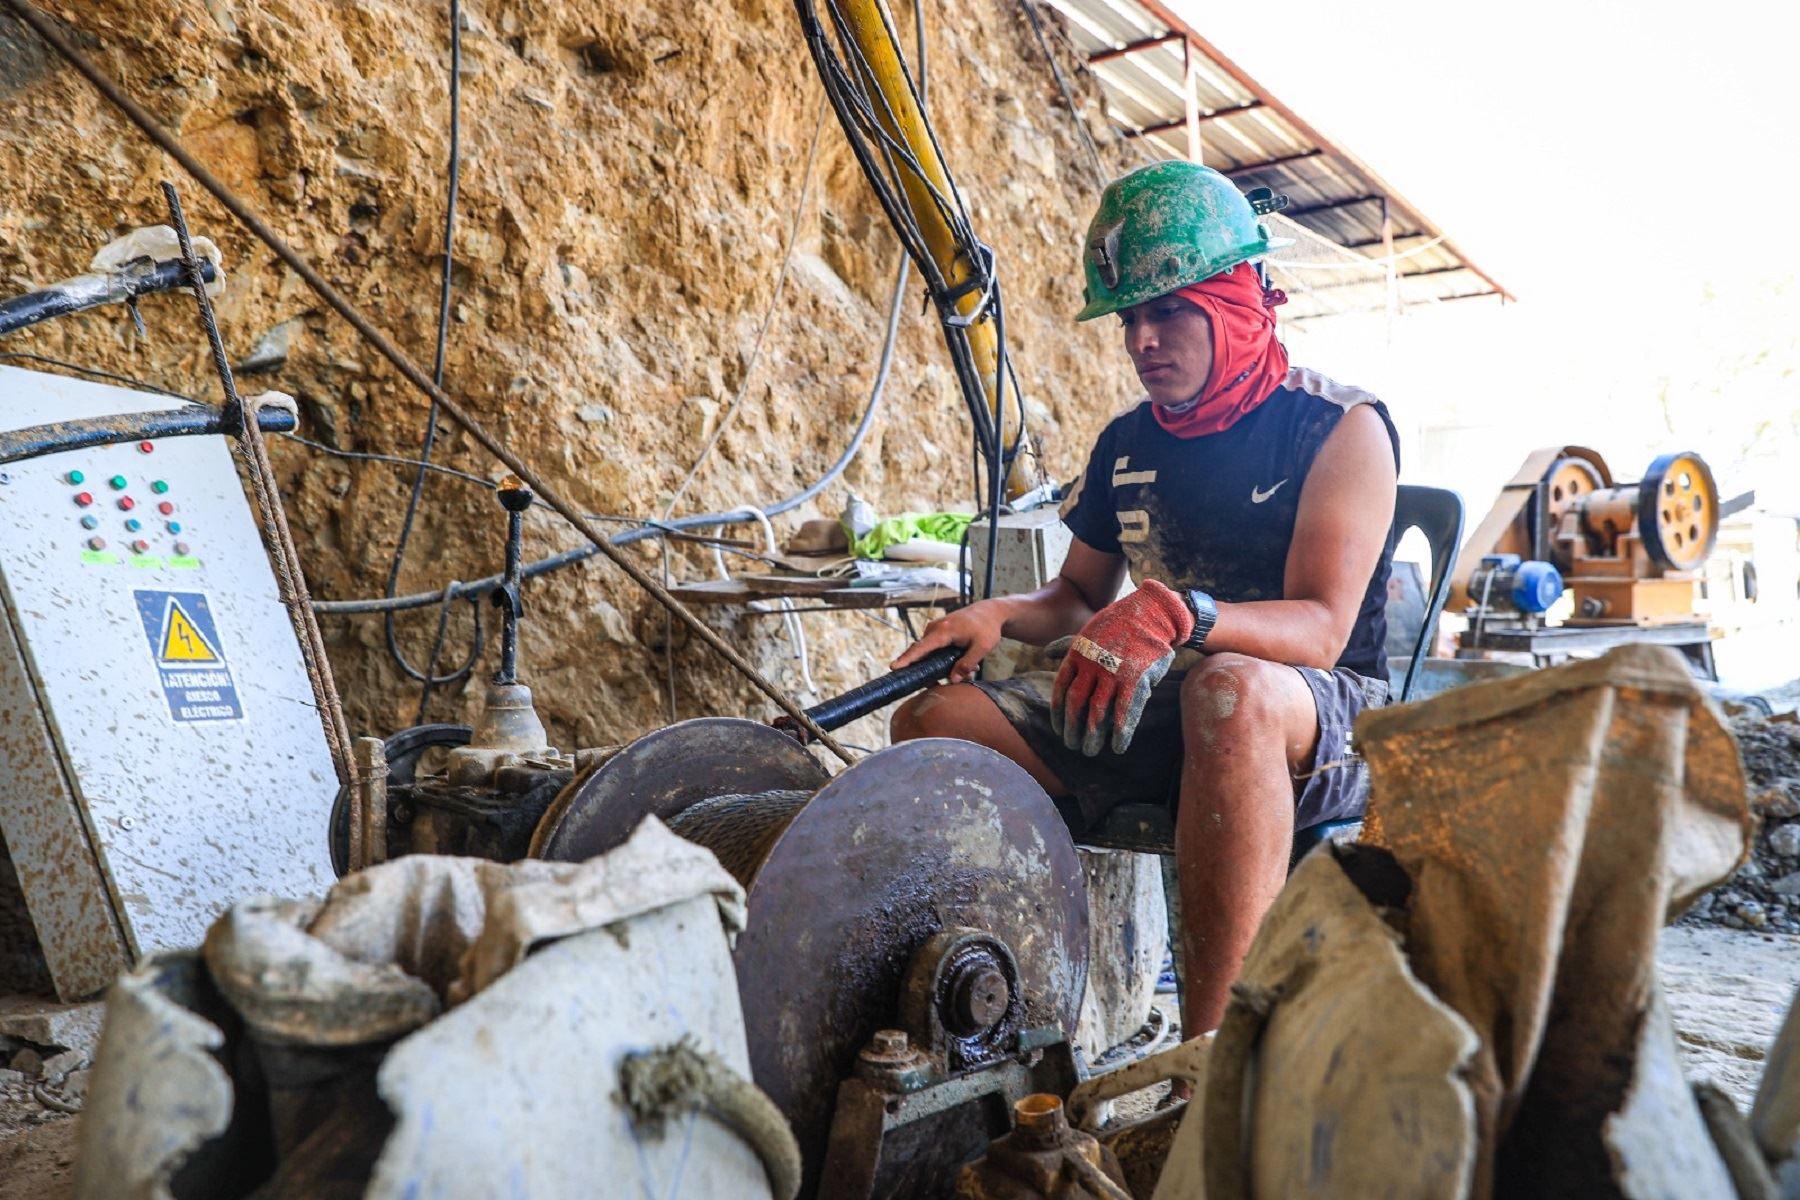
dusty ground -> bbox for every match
[0,1039,87,1200]
[1660,923,1800,1109]
[4,923,1789,1198]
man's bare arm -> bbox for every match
[892,537,1127,682]
[1202,404,1397,669]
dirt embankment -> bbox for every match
[0,0,1137,747]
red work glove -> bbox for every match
[1051,580,1194,757]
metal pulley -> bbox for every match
[328,624,1083,1197]
[1635,451,1719,572]
[533,727,1089,1198]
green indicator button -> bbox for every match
[151,480,170,494]
[109,474,128,490]
[67,469,85,485]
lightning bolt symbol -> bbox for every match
[178,625,195,655]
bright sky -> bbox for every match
[1181,0,1800,296]
[1174,0,1800,509]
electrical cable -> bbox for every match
[664,93,829,520]
[4,2,927,643]
[280,431,498,489]
[5,0,850,760]
[0,257,217,338]
[800,0,999,452]
[313,246,913,617]
[981,299,1006,599]
[797,0,1019,610]
[382,0,469,694]
[0,351,197,400]
[1014,0,1105,186]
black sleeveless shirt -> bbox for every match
[1060,367,1400,681]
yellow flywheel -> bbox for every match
[1638,451,1719,571]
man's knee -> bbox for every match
[1179,653,1289,748]
[891,684,973,743]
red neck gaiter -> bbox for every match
[1151,263,1290,438]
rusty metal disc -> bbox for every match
[527,717,829,861]
[717,738,1088,1189]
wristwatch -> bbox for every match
[1181,589,1217,651]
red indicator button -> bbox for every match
[74,492,93,507]
[138,441,154,454]
[173,542,191,556]
[118,496,136,511]
[157,501,174,516]
[130,539,149,554]
[86,536,106,551]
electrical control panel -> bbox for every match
[0,365,335,999]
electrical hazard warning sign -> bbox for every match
[134,590,243,722]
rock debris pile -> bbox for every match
[1687,710,1800,934]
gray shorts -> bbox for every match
[972,664,1388,836]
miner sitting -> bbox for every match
[890,161,1399,1040]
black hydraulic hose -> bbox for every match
[385,0,468,689]
[0,404,295,464]
[980,296,1006,599]
[0,258,218,338]
[774,644,960,739]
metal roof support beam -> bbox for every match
[1088,32,1182,64]
[1343,232,1427,249]
[1122,0,1514,301]
[1295,265,1472,294]
[1284,192,1383,218]
[1182,38,1201,162]
[1223,149,1323,177]
[1123,100,1262,139]
[1285,288,1498,322]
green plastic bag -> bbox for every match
[849,512,974,560]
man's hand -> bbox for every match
[892,599,1010,684]
[1051,580,1194,757]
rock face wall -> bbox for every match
[0,0,1137,748]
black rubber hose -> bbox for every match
[0,404,295,464]
[383,0,467,689]
[0,259,217,338]
[775,644,961,737]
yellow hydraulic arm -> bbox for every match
[809,0,1041,499]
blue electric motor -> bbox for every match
[1473,553,1564,615]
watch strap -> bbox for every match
[1181,590,1217,651]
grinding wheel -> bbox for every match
[532,731,1088,1194]
[527,716,830,860]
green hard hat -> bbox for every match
[1075,160,1289,322]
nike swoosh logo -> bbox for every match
[1250,479,1288,504]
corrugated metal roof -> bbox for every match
[1039,0,1509,322]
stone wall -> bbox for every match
[0,0,1139,748]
